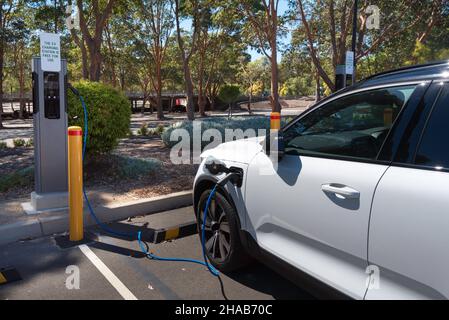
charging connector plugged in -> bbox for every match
[204,157,243,187]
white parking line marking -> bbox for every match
[79,244,138,300]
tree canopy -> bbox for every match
[0,0,448,125]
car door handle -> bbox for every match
[321,184,360,199]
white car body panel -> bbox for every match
[366,166,449,300]
[200,137,263,164]
[193,69,449,299]
[244,152,388,299]
[195,138,447,300]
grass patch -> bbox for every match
[0,166,34,192]
[115,155,161,179]
[13,138,26,147]
[137,123,166,137]
[25,139,33,147]
[137,123,149,136]
[84,154,162,183]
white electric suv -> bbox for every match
[193,61,449,300]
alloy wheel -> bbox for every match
[200,198,232,262]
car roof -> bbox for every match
[355,60,449,88]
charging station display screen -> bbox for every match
[43,72,60,119]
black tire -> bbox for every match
[197,189,252,272]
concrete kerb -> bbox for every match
[0,190,193,246]
[0,219,42,245]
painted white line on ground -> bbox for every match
[79,244,138,300]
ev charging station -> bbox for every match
[22,33,69,214]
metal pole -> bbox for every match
[351,0,358,85]
[68,126,83,242]
[54,0,58,33]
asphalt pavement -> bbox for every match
[0,206,314,300]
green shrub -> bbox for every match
[0,141,7,149]
[149,123,165,136]
[137,123,165,137]
[116,155,161,179]
[25,139,33,147]
[68,80,131,156]
[218,85,241,105]
[0,166,34,192]
[137,123,149,136]
[13,138,26,147]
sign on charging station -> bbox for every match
[345,51,354,76]
[40,32,61,72]
[22,33,69,214]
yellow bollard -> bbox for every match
[68,126,83,241]
[270,112,281,130]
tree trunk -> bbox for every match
[169,97,173,112]
[18,45,25,119]
[105,25,117,86]
[315,69,321,102]
[0,45,4,129]
[156,93,163,119]
[119,69,125,91]
[71,25,89,79]
[270,48,280,113]
[80,41,89,79]
[184,69,195,120]
[19,78,25,119]
[156,64,164,120]
[248,88,253,114]
[87,37,102,81]
[197,45,207,117]
[175,0,194,121]
[198,94,206,117]
[76,0,115,82]
[208,95,215,111]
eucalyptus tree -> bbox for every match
[191,0,244,116]
[0,0,22,128]
[132,0,174,119]
[173,0,198,120]
[72,0,116,81]
[102,3,138,90]
[206,41,247,111]
[8,4,30,118]
[239,0,283,112]
[294,0,448,92]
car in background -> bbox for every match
[193,61,449,299]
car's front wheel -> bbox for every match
[196,189,251,272]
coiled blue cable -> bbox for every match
[77,93,218,276]
[137,184,219,276]
[201,185,219,276]
[136,184,219,276]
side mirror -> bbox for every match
[263,130,284,162]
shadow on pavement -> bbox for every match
[224,262,316,300]
[87,221,316,299]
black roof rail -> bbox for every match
[360,60,449,82]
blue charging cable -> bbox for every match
[75,91,219,277]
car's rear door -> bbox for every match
[245,82,426,299]
[366,80,449,299]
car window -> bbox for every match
[414,83,449,170]
[283,85,416,160]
